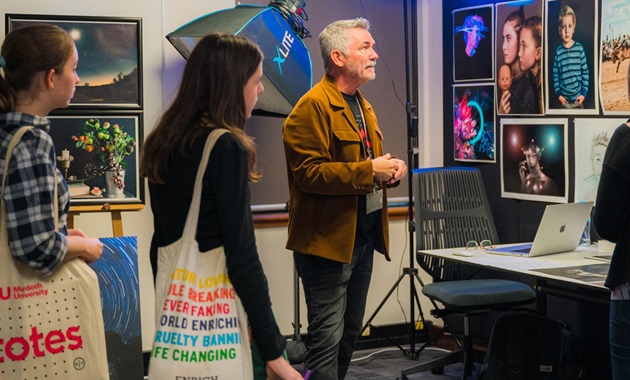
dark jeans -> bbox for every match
[294,242,374,380]
[610,300,630,380]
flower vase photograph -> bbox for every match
[48,113,144,205]
[75,118,135,198]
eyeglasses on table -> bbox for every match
[465,240,495,250]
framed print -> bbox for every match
[495,1,544,116]
[453,5,494,82]
[545,0,599,115]
[90,236,143,379]
[573,118,624,203]
[500,118,568,203]
[599,0,630,114]
[453,83,496,162]
[6,14,142,110]
[48,112,143,205]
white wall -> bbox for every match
[419,1,444,167]
[1,0,443,352]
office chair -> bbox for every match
[400,167,536,380]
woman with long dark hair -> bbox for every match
[141,33,302,380]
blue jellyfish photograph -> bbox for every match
[453,5,494,82]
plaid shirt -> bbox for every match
[0,113,69,275]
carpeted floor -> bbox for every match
[291,345,478,379]
[347,345,476,380]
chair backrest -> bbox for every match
[413,166,499,282]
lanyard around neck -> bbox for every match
[344,94,373,160]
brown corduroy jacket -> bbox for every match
[282,74,392,263]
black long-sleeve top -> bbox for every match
[149,129,285,360]
[510,71,539,114]
[593,123,630,289]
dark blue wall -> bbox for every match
[443,3,612,378]
[442,0,605,244]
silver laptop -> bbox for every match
[486,202,594,257]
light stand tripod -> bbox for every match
[360,0,432,357]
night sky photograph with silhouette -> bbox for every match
[9,16,141,107]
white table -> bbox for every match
[417,244,612,311]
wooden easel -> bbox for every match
[68,203,144,237]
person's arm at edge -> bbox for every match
[593,123,630,241]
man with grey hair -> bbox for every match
[283,18,407,379]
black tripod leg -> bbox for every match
[361,267,431,357]
[286,266,306,364]
[360,271,407,335]
[293,266,302,341]
[413,271,431,346]
[410,280,429,346]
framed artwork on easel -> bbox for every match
[48,112,143,205]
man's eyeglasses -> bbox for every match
[465,240,495,250]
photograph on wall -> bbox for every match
[495,1,544,115]
[453,83,496,162]
[501,118,568,203]
[48,113,143,205]
[545,0,599,115]
[574,118,624,202]
[599,0,630,114]
[90,236,144,380]
[6,14,142,110]
[453,5,494,82]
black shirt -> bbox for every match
[510,71,539,114]
[149,129,285,360]
[342,92,379,247]
[593,123,630,288]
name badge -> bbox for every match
[366,189,383,214]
